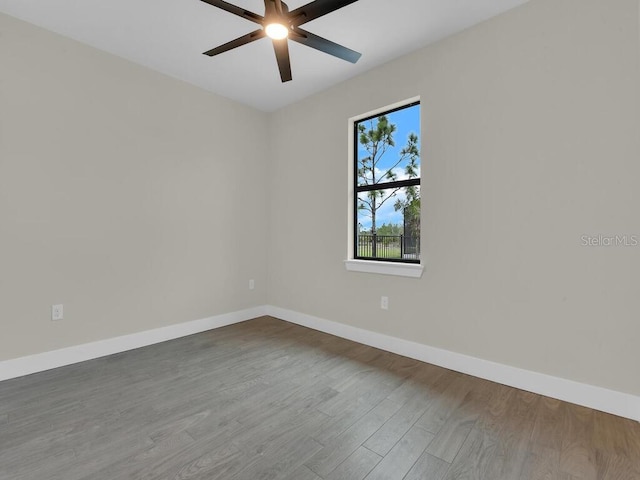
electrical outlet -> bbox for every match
[52,304,64,321]
[381,296,389,310]
[249,279,255,290]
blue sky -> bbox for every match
[356,103,420,232]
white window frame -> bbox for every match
[345,97,424,278]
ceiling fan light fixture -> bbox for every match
[200,0,362,82]
[265,23,289,40]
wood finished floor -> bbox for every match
[1,317,639,480]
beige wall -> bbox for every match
[2,0,639,398]
[0,13,269,360]
[267,0,640,396]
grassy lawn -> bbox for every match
[357,246,402,258]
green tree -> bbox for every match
[394,188,420,240]
[357,115,420,235]
[377,223,403,236]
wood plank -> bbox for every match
[170,442,247,480]
[364,425,434,480]
[593,451,640,480]
[442,428,499,480]
[325,446,381,480]
[304,396,403,477]
[404,451,450,480]
[229,434,323,480]
[519,447,573,480]
[484,390,540,480]
[424,378,493,462]
[2,317,640,480]
[281,465,323,480]
[364,366,450,456]
[529,395,565,452]
[415,373,475,434]
[559,403,597,479]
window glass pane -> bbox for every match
[356,104,420,188]
[356,186,421,260]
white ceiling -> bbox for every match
[0,0,529,111]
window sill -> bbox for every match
[344,259,424,278]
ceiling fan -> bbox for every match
[200,0,362,82]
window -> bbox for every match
[351,101,421,270]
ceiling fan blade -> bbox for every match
[264,0,289,18]
[289,0,359,26]
[290,28,361,63]
[203,29,266,56]
[272,39,293,82]
[200,0,263,24]
[272,0,284,16]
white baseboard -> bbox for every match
[266,305,640,422]
[0,306,267,382]
[2,304,638,422]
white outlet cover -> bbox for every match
[381,296,389,310]
[52,304,64,321]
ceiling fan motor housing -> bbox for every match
[200,0,362,82]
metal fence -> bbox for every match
[357,234,420,260]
